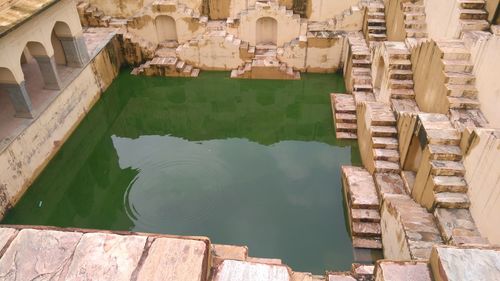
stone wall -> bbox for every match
[464,29,500,128]
[0,37,122,218]
[462,128,500,245]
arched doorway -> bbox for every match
[21,41,61,92]
[256,17,277,46]
[51,21,73,66]
[155,15,178,42]
[0,67,33,118]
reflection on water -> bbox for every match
[3,71,364,273]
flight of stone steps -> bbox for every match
[402,1,428,39]
[412,114,471,210]
[363,0,387,46]
[346,33,376,102]
[435,40,489,130]
[231,46,300,80]
[131,55,200,77]
[342,166,382,250]
[77,1,115,28]
[331,94,357,140]
[456,0,490,36]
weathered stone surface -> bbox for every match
[212,260,290,281]
[342,166,379,209]
[375,261,432,281]
[381,195,443,260]
[352,263,374,281]
[213,244,248,267]
[290,271,313,281]
[430,246,500,281]
[0,229,82,280]
[374,173,408,200]
[328,273,356,281]
[246,257,282,265]
[65,233,146,281]
[137,237,208,281]
[0,228,17,252]
[351,209,381,222]
[401,171,416,194]
[434,208,488,245]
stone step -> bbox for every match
[442,59,473,73]
[434,208,488,245]
[371,126,398,137]
[401,171,416,194]
[376,261,433,281]
[368,33,387,41]
[352,67,372,76]
[190,68,200,77]
[373,148,400,162]
[213,260,289,281]
[388,59,412,70]
[367,19,386,27]
[391,99,420,113]
[246,257,282,265]
[458,0,486,9]
[335,113,357,123]
[374,173,408,199]
[459,19,490,32]
[351,209,381,223]
[389,69,413,80]
[436,42,471,60]
[390,88,415,99]
[352,237,382,249]
[434,192,471,209]
[459,9,488,20]
[368,12,385,19]
[448,96,481,109]
[336,123,358,133]
[374,160,401,173]
[352,59,372,68]
[389,79,414,90]
[332,94,356,113]
[404,20,427,29]
[445,83,478,98]
[353,75,372,84]
[326,272,355,281]
[405,29,428,38]
[372,137,399,149]
[368,26,387,34]
[352,222,381,238]
[342,166,380,210]
[337,132,358,140]
[402,3,425,13]
[353,83,373,92]
[432,175,468,193]
[449,108,489,130]
[430,160,466,177]
[353,92,376,104]
[444,71,476,85]
[404,12,426,21]
[428,144,462,161]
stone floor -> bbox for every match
[0,28,117,152]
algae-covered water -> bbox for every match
[3,70,365,273]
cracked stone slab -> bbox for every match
[375,261,432,281]
[0,228,17,252]
[342,166,380,209]
[0,229,83,280]
[430,246,500,281]
[374,173,408,200]
[64,232,147,281]
[136,237,208,281]
[212,260,290,281]
[434,208,488,246]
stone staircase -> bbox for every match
[435,40,488,130]
[358,102,401,174]
[131,55,200,77]
[363,0,387,46]
[456,0,490,36]
[412,114,470,210]
[346,33,376,102]
[402,1,428,39]
[230,46,300,80]
[77,1,116,28]
[331,94,357,140]
[341,166,382,250]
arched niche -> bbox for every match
[155,15,178,43]
[256,17,278,46]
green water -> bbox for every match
[3,70,365,273]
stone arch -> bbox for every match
[0,66,33,118]
[21,41,61,91]
[155,15,178,42]
[256,17,278,45]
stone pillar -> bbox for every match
[1,81,33,118]
[59,36,90,67]
[33,56,62,90]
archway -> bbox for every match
[155,15,178,43]
[21,41,61,94]
[51,21,73,66]
[256,17,278,46]
[0,67,33,118]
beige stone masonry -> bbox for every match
[374,260,432,281]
